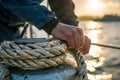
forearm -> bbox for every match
[0,0,58,34]
[48,0,78,26]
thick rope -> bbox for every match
[75,51,88,80]
[0,42,66,59]
[0,38,88,80]
[0,63,9,80]
[69,50,88,80]
[0,40,66,70]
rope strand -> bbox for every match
[0,38,88,80]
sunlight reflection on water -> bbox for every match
[85,21,102,30]
[81,21,113,80]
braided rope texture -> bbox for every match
[75,51,88,80]
[0,39,67,70]
[0,38,88,80]
[0,64,9,80]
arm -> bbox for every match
[48,0,78,26]
[0,0,91,54]
[0,0,59,34]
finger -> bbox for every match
[72,28,80,49]
[77,28,85,46]
[81,43,91,55]
[66,31,75,48]
[80,36,91,52]
[79,36,91,54]
[80,36,90,49]
[82,39,91,54]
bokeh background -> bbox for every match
[73,0,120,80]
[74,0,120,16]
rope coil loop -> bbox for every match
[0,63,9,80]
[0,38,88,80]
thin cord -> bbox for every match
[91,43,120,49]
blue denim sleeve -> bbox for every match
[0,0,57,30]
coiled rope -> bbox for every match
[0,38,88,80]
[0,63,9,80]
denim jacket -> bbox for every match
[0,0,78,43]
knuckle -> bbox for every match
[88,38,91,43]
[65,31,72,38]
[72,28,77,34]
[78,28,84,34]
[89,39,91,43]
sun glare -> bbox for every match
[87,21,102,30]
[86,0,104,15]
[87,0,104,10]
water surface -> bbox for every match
[79,21,120,80]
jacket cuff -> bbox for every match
[43,18,59,35]
[61,19,78,26]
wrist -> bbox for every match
[51,22,61,36]
[43,18,59,35]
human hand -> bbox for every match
[51,22,91,55]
